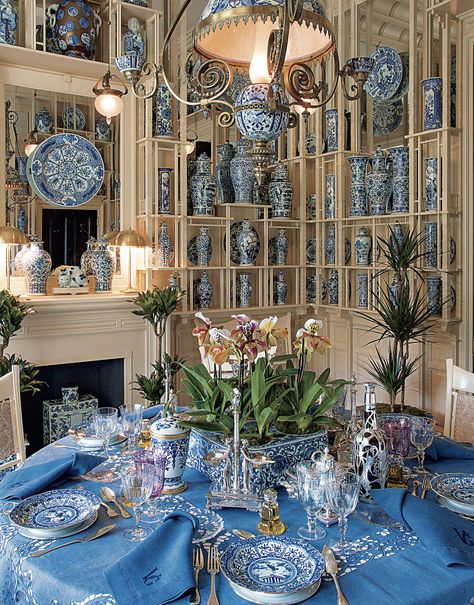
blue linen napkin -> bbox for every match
[0,451,104,500]
[426,436,474,461]
[372,488,474,567]
[105,511,197,605]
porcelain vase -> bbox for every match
[150,414,190,494]
[23,240,52,295]
[48,0,101,60]
[274,270,287,305]
[236,218,259,266]
[197,272,213,308]
[275,228,288,265]
[238,273,252,307]
[325,224,336,265]
[158,168,172,214]
[388,145,409,213]
[354,226,372,266]
[0,0,17,45]
[426,275,442,316]
[216,141,235,204]
[156,223,174,267]
[325,174,336,219]
[306,275,317,303]
[306,238,317,265]
[425,158,438,211]
[305,134,317,155]
[306,194,317,220]
[424,222,438,268]
[357,273,369,308]
[191,153,216,216]
[269,163,293,219]
[196,227,212,267]
[17,207,26,232]
[422,77,443,130]
[325,109,338,152]
[95,117,110,141]
[388,273,399,307]
[35,107,53,135]
[90,237,115,292]
[80,237,97,275]
[230,139,254,204]
[328,269,339,305]
[348,155,369,216]
[366,146,392,216]
[152,83,173,137]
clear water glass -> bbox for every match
[121,462,155,542]
[91,407,119,482]
[133,448,166,524]
[296,461,327,541]
[410,417,435,475]
[327,471,360,550]
[120,403,144,454]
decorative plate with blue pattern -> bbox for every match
[9,489,100,531]
[63,106,86,130]
[430,473,474,511]
[27,133,104,207]
[220,536,324,595]
[364,46,403,101]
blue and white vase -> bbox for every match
[48,0,101,60]
[35,107,53,135]
[426,275,442,316]
[273,271,287,305]
[191,153,216,216]
[388,145,409,178]
[62,385,79,403]
[348,155,370,216]
[196,226,212,267]
[275,228,288,265]
[216,141,235,204]
[23,240,52,295]
[422,77,443,130]
[389,223,404,250]
[357,273,369,308]
[388,273,399,307]
[355,226,372,266]
[238,273,252,308]
[253,175,270,208]
[122,16,145,58]
[325,109,338,152]
[325,224,336,265]
[306,274,317,303]
[90,237,115,292]
[269,163,293,219]
[424,222,438,268]
[168,273,179,293]
[230,139,254,204]
[328,269,339,305]
[366,146,392,216]
[0,0,18,45]
[306,194,317,220]
[80,237,96,275]
[305,134,317,155]
[151,414,190,494]
[325,174,336,219]
[17,207,27,232]
[236,218,259,266]
[156,223,174,267]
[197,272,213,308]
[158,168,172,214]
[152,83,173,137]
[95,117,110,141]
[450,56,456,128]
[425,158,438,211]
[388,145,409,213]
[306,238,317,265]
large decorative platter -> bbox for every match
[71,420,126,449]
[187,236,213,266]
[224,221,260,266]
[430,473,474,513]
[364,46,403,101]
[392,51,409,101]
[373,99,403,136]
[9,489,100,531]
[27,133,104,207]
[220,536,324,598]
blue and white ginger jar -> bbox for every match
[156,223,174,267]
[306,274,317,303]
[35,107,53,135]
[216,141,235,204]
[80,237,96,275]
[269,163,293,219]
[95,117,110,141]
[230,139,254,204]
[23,240,52,295]
[191,153,216,216]
[306,194,317,220]
[90,237,115,292]
[354,226,372,266]
[151,413,190,494]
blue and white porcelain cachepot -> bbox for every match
[425,158,438,211]
[424,222,438,268]
[325,174,336,219]
[325,109,338,152]
[357,273,369,308]
[23,240,52,295]
[158,168,172,214]
[48,0,101,60]
[275,228,288,265]
[348,155,369,216]
[355,226,372,266]
[35,107,53,135]
[156,223,174,267]
[366,146,392,216]
[388,145,409,213]
[328,269,339,305]
[80,237,96,275]
[236,218,259,266]
[151,414,190,494]
[216,141,235,204]
[238,273,252,307]
[274,270,287,305]
[422,77,443,130]
[95,117,110,141]
[269,163,293,219]
[306,194,317,220]
[0,0,18,45]
[196,226,212,266]
[191,153,216,216]
[426,275,442,317]
[197,272,213,308]
[152,83,173,137]
[230,139,254,204]
[90,237,115,292]
[62,385,79,403]
[306,275,317,303]
[325,224,336,265]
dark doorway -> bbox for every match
[42,209,97,268]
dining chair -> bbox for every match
[0,365,26,473]
[444,358,474,442]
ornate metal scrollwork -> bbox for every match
[286,50,340,111]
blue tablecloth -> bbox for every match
[1,440,473,605]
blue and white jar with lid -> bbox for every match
[150,412,190,494]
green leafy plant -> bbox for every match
[134,354,184,407]
[0,354,45,394]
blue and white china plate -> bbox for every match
[437,495,474,518]
[71,420,126,448]
[229,577,321,605]
[364,46,403,101]
[9,489,100,531]
[27,133,104,207]
[373,98,404,136]
[17,510,98,540]
[220,536,324,597]
[224,221,261,266]
[430,473,474,513]
[187,236,213,266]
[153,495,224,543]
[63,106,86,130]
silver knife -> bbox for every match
[322,544,349,605]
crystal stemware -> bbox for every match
[327,471,360,550]
[121,462,155,542]
[133,448,166,524]
[91,407,120,482]
[379,414,412,482]
[120,403,144,454]
[410,416,435,475]
[296,461,327,541]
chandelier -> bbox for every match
[96,0,373,180]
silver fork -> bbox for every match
[206,545,220,605]
[421,475,430,499]
[190,546,204,604]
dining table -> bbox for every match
[1,433,473,605]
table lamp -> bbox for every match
[114,229,147,293]
[0,226,28,291]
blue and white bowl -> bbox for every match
[115,54,145,74]
[430,473,474,515]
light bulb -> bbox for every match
[249,25,271,84]
[94,91,124,119]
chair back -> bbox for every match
[0,365,26,473]
[445,358,474,442]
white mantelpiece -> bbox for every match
[7,294,151,404]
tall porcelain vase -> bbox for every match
[90,237,116,292]
[388,145,409,214]
[230,139,254,204]
[348,155,369,216]
[366,146,392,216]
[23,240,52,295]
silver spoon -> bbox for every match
[101,486,132,518]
